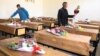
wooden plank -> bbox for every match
[20,22,43,30]
[37,25,43,30]
[0,23,16,34]
[76,21,100,26]
[17,28,25,35]
[37,17,56,21]
[34,30,91,56]
[28,17,56,27]
[0,37,72,56]
[41,21,55,27]
[0,19,10,23]
[31,20,55,28]
[0,36,9,40]
[61,26,99,41]
[39,21,55,27]
[0,51,7,56]
[41,20,55,27]
[91,21,100,23]
[77,24,100,29]
[0,19,19,23]
[0,23,25,35]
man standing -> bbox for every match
[10,4,30,22]
[57,2,74,26]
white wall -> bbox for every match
[0,0,100,21]
[43,0,100,21]
[0,0,43,19]
[43,0,66,18]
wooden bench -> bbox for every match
[0,37,73,56]
[34,30,91,56]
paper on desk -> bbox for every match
[65,25,73,28]
[17,47,33,52]
[7,23,21,27]
[7,23,16,26]
[46,29,60,36]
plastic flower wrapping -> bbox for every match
[65,23,84,31]
[7,38,45,55]
[46,27,69,37]
[77,26,84,31]
[7,21,21,27]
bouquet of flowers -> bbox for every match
[7,38,45,55]
[84,19,91,23]
[7,21,21,27]
[46,27,68,36]
[74,5,80,15]
[77,26,84,31]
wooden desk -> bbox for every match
[31,20,55,28]
[91,21,100,23]
[0,19,10,23]
[76,21,100,26]
[40,20,55,28]
[0,37,72,56]
[20,22,43,31]
[77,24,100,29]
[0,23,25,35]
[34,30,91,56]
[61,26,99,41]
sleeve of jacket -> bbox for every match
[11,10,18,18]
[68,15,74,18]
[23,8,29,19]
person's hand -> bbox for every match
[9,17,14,22]
[9,17,12,19]
[8,17,12,21]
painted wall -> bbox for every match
[0,0,100,21]
[43,0,100,21]
[0,0,43,19]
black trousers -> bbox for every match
[58,18,68,26]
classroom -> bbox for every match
[0,0,100,56]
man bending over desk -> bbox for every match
[10,4,30,22]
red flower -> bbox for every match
[32,45,41,54]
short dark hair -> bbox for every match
[16,4,20,7]
[62,2,67,6]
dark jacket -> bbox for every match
[57,8,74,26]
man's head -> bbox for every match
[16,4,21,9]
[62,2,68,9]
